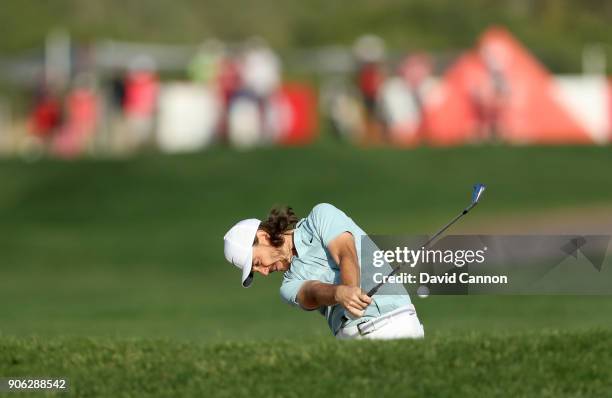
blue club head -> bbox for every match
[471,183,486,205]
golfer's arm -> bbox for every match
[328,232,360,287]
[296,232,360,309]
[297,281,338,309]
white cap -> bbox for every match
[223,218,261,287]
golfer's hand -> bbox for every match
[334,285,372,318]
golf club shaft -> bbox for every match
[365,201,478,297]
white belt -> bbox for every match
[339,304,417,337]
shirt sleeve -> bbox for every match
[309,203,354,246]
[280,277,307,308]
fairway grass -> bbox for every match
[1,330,611,397]
[1,146,612,397]
[2,146,612,341]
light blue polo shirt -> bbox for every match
[280,203,412,335]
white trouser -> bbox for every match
[336,304,425,340]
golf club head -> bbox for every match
[471,183,486,205]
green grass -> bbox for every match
[1,330,611,397]
[1,145,612,396]
[2,145,612,341]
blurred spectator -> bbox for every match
[216,49,242,141]
[188,39,224,85]
[123,55,159,149]
[110,72,126,112]
[398,53,433,139]
[472,44,510,142]
[28,81,62,141]
[228,37,281,147]
[52,73,99,157]
[353,35,387,144]
[240,37,281,102]
[105,70,128,154]
[321,77,363,142]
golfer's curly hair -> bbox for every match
[255,206,299,247]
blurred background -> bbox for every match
[1,0,612,341]
[1,0,612,156]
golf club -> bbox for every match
[365,183,487,297]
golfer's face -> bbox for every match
[251,235,290,276]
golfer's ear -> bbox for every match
[255,230,270,244]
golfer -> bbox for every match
[223,203,424,339]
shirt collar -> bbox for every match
[292,218,307,258]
